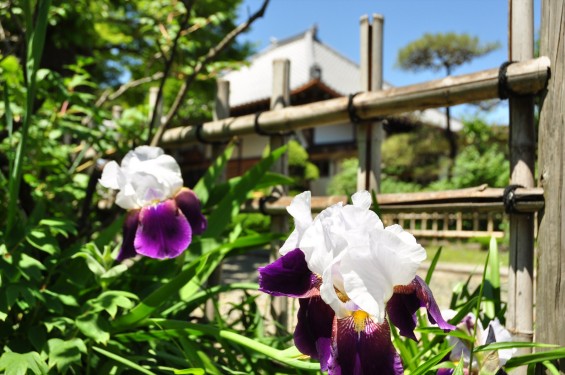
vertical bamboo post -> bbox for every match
[270,59,290,331]
[111,105,123,121]
[204,79,230,322]
[507,1,535,366]
[148,86,162,131]
[357,14,384,193]
[487,213,494,233]
[536,0,565,372]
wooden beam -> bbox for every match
[160,58,550,146]
[536,0,565,372]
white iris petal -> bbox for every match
[299,219,334,275]
[99,161,121,190]
[280,190,427,323]
[484,319,515,365]
[280,191,313,255]
[99,146,183,209]
[320,260,350,318]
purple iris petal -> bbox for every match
[294,296,335,370]
[134,199,192,259]
[116,209,141,261]
[258,248,317,297]
[174,188,207,235]
[388,275,455,341]
[437,368,455,375]
[386,289,420,341]
[330,316,403,375]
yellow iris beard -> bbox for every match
[352,310,369,333]
[333,287,370,333]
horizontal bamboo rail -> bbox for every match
[241,186,544,215]
[161,57,550,146]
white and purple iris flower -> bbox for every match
[259,191,454,374]
[99,146,207,261]
[437,311,515,375]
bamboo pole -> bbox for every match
[269,59,290,332]
[357,14,384,192]
[204,79,230,322]
[536,0,565,372]
[160,57,550,147]
[507,2,535,368]
[148,86,162,132]
[240,187,544,215]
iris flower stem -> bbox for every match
[469,250,491,373]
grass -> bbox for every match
[425,243,509,267]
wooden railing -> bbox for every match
[381,212,504,239]
[241,185,545,240]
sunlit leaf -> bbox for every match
[0,351,48,375]
[75,313,110,344]
[47,338,86,373]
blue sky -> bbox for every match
[236,0,541,124]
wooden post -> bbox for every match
[111,105,123,121]
[270,59,290,331]
[204,79,230,322]
[148,86,162,131]
[357,14,384,193]
[507,1,535,367]
[536,0,565,372]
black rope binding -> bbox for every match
[503,184,525,214]
[498,61,516,100]
[254,111,293,137]
[258,194,279,216]
[195,124,229,146]
[348,92,363,124]
[348,92,383,124]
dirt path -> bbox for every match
[215,251,508,327]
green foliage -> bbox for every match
[281,139,319,193]
[0,1,325,373]
[429,118,509,190]
[325,117,510,193]
[327,157,358,196]
[394,239,564,374]
[382,125,450,185]
[0,351,48,375]
[397,32,500,75]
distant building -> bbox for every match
[180,26,462,193]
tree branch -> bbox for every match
[149,0,270,147]
[108,72,165,102]
[147,0,195,143]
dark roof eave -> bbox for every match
[229,78,343,114]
